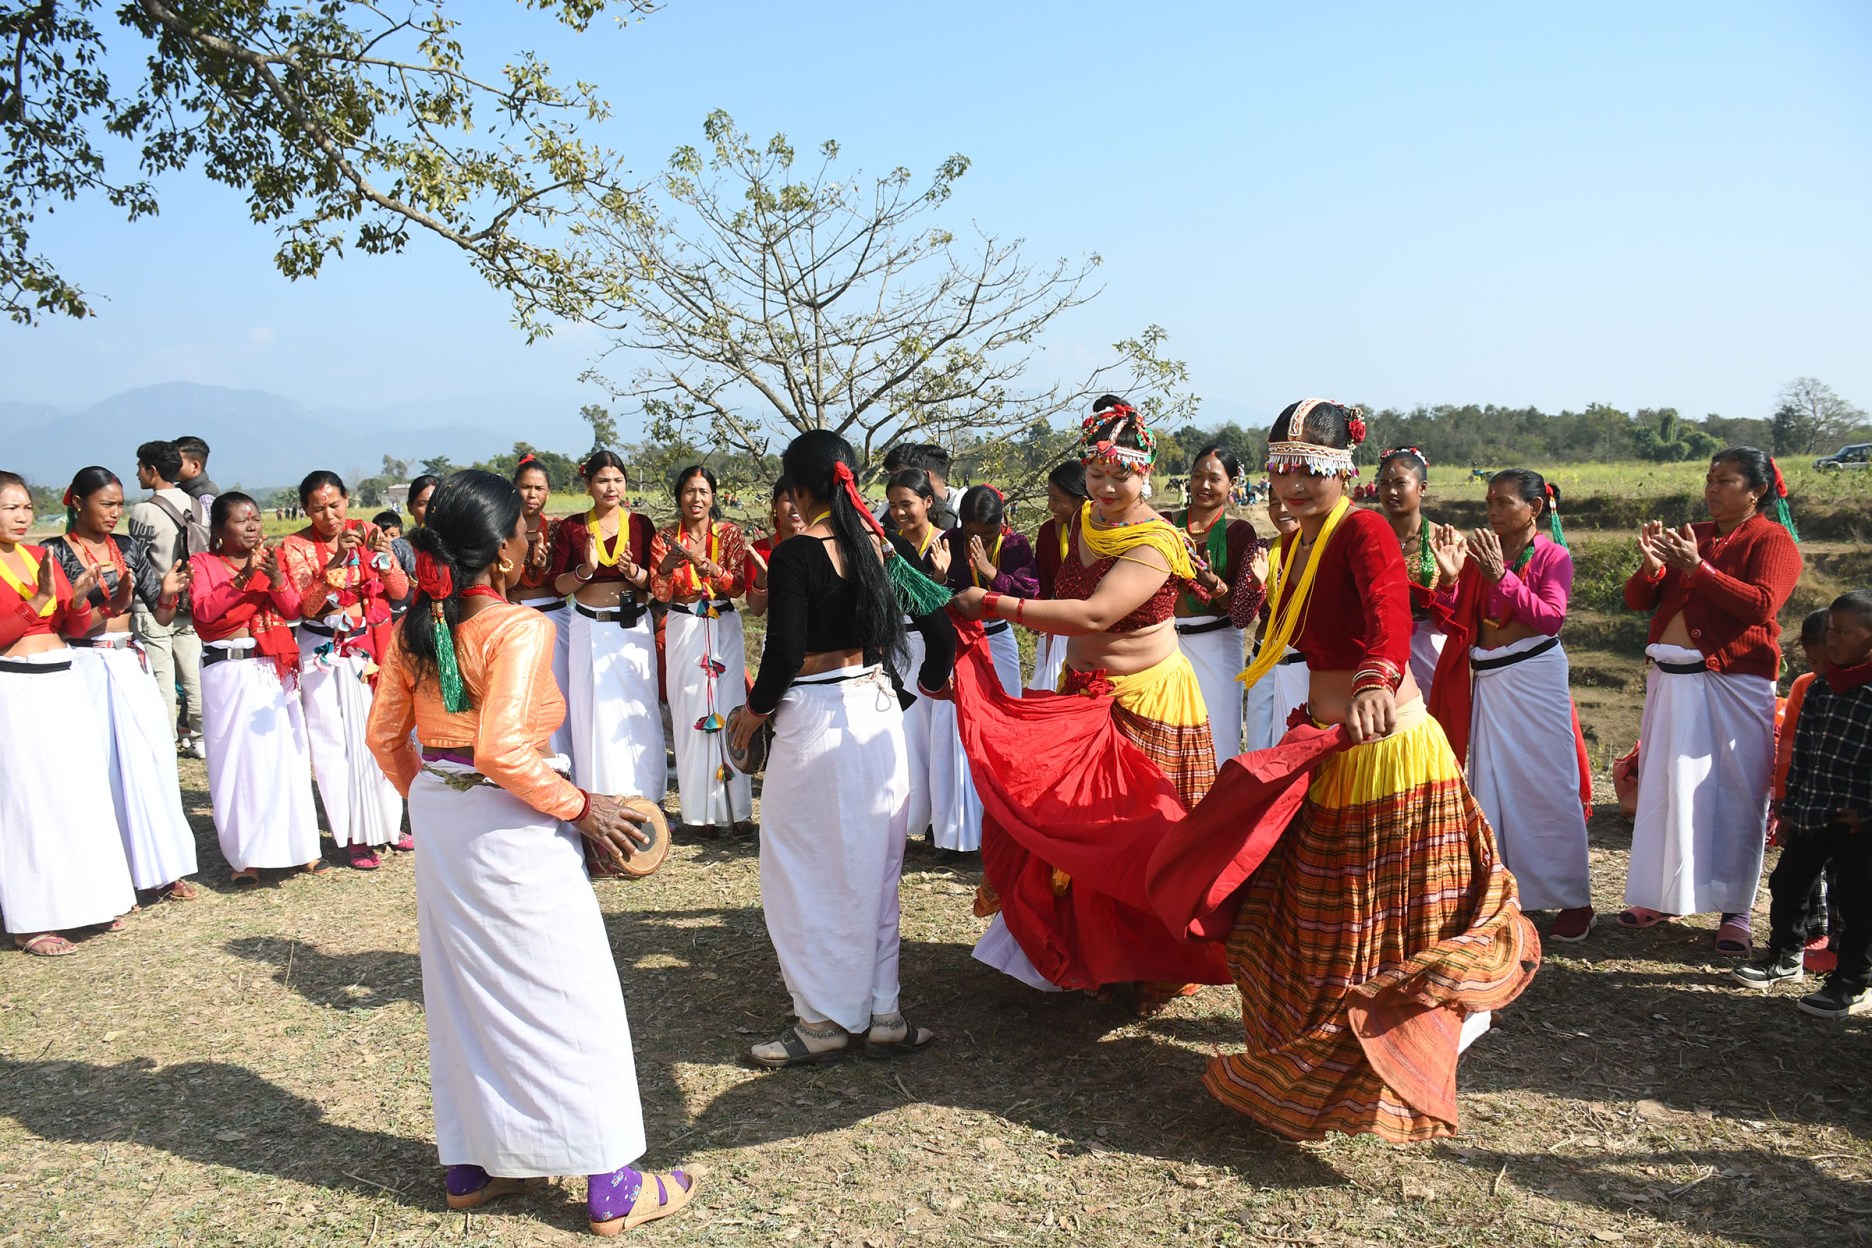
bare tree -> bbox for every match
[580,110,1194,466]
[1774,377,1869,456]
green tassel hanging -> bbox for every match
[886,551,954,617]
[1548,510,1567,548]
[432,603,468,712]
[1773,495,1801,543]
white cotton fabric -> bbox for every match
[566,608,665,805]
[1624,641,1774,916]
[1410,617,1446,701]
[525,600,574,759]
[410,763,646,1176]
[925,624,1022,853]
[73,638,199,888]
[201,641,321,870]
[1028,631,1067,693]
[758,664,910,1032]
[297,632,401,848]
[1244,648,1311,751]
[891,627,933,838]
[664,606,752,827]
[0,653,136,933]
[972,913,1066,992]
[1466,634,1591,910]
[1177,616,1247,768]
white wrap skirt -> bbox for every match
[1028,631,1067,693]
[201,640,322,870]
[757,664,910,1031]
[411,760,646,1176]
[74,635,199,888]
[1409,616,1446,702]
[1244,647,1311,751]
[924,621,1021,853]
[1624,642,1774,917]
[1467,634,1592,910]
[567,603,666,805]
[297,629,401,848]
[1176,615,1247,768]
[664,602,752,827]
[0,651,136,932]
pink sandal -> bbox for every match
[1714,915,1752,957]
[1615,907,1673,930]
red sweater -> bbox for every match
[1622,514,1801,680]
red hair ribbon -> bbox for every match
[832,461,890,541]
[414,550,454,599]
[61,486,74,507]
[1770,457,1788,498]
[517,453,537,467]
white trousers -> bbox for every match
[1177,617,1246,768]
[664,605,752,826]
[1625,643,1774,916]
[1467,635,1592,910]
[201,642,322,870]
[758,665,910,1031]
[412,764,646,1176]
[297,631,401,848]
[566,607,665,804]
[74,639,199,888]
[0,653,136,932]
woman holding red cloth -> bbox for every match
[278,470,411,869]
[1619,447,1803,955]
[650,466,753,836]
[951,394,1227,1008]
[191,493,324,883]
[0,470,135,956]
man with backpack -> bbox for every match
[130,439,207,758]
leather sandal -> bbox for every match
[16,933,76,957]
[863,1015,935,1058]
[748,1023,850,1069]
[1615,906,1673,930]
[589,1169,696,1237]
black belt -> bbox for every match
[521,597,568,613]
[796,666,880,687]
[0,656,71,675]
[668,598,735,617]
[202,646,262,667]
[574,599,644,627]
[299,621,338,638]
[1175,617,1235,637]
[983,620,1010,636]
[1656,655,1709,675]
[1277,650,1306,666]
[1471,636,1559,672]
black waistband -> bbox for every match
[0,656,72,675]
[1175,616,1235,637]
[668,598,736,617]
[521,597,568,613]
[299,621,337,637]
[574,599,644,627]
[1276,650,1306,666]
[1471,636,1559,672]
[1656,655,1709,675]
[983,620,1010,636]
[202,645,262,667]
[796,666,880,688]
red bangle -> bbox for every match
[572,788,592,824]
[1014,596,1026,625]
[982,592,1004,619]
[1645,565,1667,584]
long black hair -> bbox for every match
[1046,460,1089,500]
[958,484,1006,529]
[298,470,346,507]
[780,429,906,665]
[65,465,120,530]
[399,470,522,700]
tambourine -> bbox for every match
[583,796,670,879]
[726,718,773,776]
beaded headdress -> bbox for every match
[1077,402,1156,473]
[1266,398,1366,478]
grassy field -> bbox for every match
[5,462,1869,1246]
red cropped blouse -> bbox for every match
[1051,512,1185,633]
[1282,507,1413,675]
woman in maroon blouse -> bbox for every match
[1026,460,1087,691]
[549,451,665,808]
[1619,447,1803,955]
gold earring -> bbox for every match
[496,557,516,576]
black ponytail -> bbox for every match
[397,470,522,705]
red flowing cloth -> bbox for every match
[949,617,1348,985]
[1429,573,1593,821]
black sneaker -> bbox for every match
[1796,980,1872,1019]
[1731,950,1803,989]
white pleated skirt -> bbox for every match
[1243,649,1311,751]
[890,628,933,838]
[925,623,1022,853]
[201,641,322,870]
[411,763,646,1176]
[520,599,574,758]
[1028,631,1067,693]
[1409,617,1446,701]
[297,631,401,848]
[1467,635,1591,911]
[74,638,199,888]
[0,652,136,932]
[758,665,910,1031]
[1176,617,1247,768]
[567,607,665,805]
[664,605,752,827]
[1624,642,1774,916]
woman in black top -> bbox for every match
[728,431,954,1067]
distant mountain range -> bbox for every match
[1,382,609,493]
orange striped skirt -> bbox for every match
[1060,652,1215,809]
[1203,701,1538,1142]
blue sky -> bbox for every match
[3,0,1868,436]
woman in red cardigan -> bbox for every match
[1619,447,1803,955]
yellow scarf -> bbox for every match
[1076,502,1199,582]
[587,509,626,567]
[0,549,56,618]
[1236,497,1351,689]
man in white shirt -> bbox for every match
[129,439,205,757]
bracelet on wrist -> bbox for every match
[572,788,592,824]
[982,591,1005,620]
[1014,596,1026,625]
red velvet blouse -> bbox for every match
[548,510,654,586]
[0,545,92,650]
[1279,506,1413,675]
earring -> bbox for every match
[496,557,516,577]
